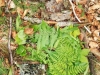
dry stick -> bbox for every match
[8,17,14,75]
[8,17,13,65]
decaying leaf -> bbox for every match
[79,33,84,41]
[8,1,16,9]
[24,28,33,35]
[89,3,100,10]
[89,41,99,48]
[90,48,100,57]
[50,11,72,21]
[12,31,17,39]
[10,42,17,50]
[93,30,100,37]
[22,21,30,26]
[79,0,87,5]
[22,9,29,18]
[56,0,63,3]
[45,0,63,12]
[17,7,24,16]
[0,0,5,7]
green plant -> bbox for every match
[15,21,89,75]
[16,14,22,31]
[0,16,6,25]
[0,58,8,75]
[26,21,59,63]
[16,45,26,56]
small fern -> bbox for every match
[47,26,89,75]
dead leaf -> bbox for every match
[10,43,17,50]
[22,9,29,18]
[79,0,87,5]
[89,41,99,48]
[79,33,84,41]
[93,37,98,41]
[46,0,63,12]
[22,21,30,26]
[90,48,100,57]
[8,1,16,9]
[17,7,24,16]
[0,0,5,7]
[86,13,94,22]
[46,21,57,25]
[90,26,96,32]
[56,0,63,3]
[93,30,100,37]
[12,31,17,39]
[50,11,72,21]
[89,3,100,10]
[24,28,33,35]
[91,19,100,26]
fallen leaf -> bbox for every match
[90,26,96,32]
[8,1,16,9]
[12,31,17,39]
[90,48,100,57]
[22,21,30,26]
[0,0,5,7]
[79,33,84,41]
[50,11,72,21]
[17,7,24,16]
[89,3,100,10]
[86,13,94,22]
[79,0,87,5]
[56,0,63,3]
[93,37,98,41]
[91,19,100,26]
[10,43,17,50]
[46,21,57,25]
[93,30,100,37]
[45,0,63,12]
[89,41,99,48]
[22,9,29,18]
[24,28,33,35]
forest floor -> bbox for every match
[0,0,100,75]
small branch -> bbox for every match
[8,16,13,65]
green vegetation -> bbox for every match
[0,58,8,75]
[15,17,89,75]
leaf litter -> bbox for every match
[0,0,100,75]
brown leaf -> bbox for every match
[17,7,24,16]
[46,21,57,25]
[56,0,63,3]
[79,0,87,5]
[89,3,100,10]
[90,48,100,57]
[0,0,5,7]
[89,41,99,48]
[24,28,33,35]
[93,30,100,37]
[12,31,17,39]
[22,9,29,18]
[10,43,17,50]
[79,33,84,41]
[8,1,16,9]
[22,21,30,26]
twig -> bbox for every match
[8,16,13,65]
[68,0,92,34]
